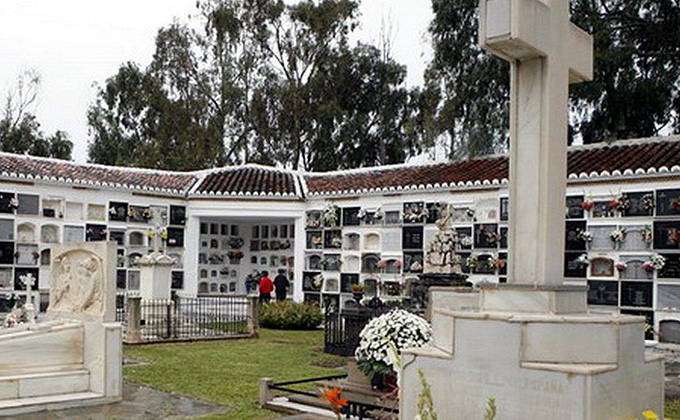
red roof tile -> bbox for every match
[194,165,299,197]
[0,154,197,194]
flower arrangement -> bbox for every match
[460,236,473,247]
[142,207,153,220]
[320,387,347,420]
[127,207,136,219]
[495,257,506,270]
[615,261,628,271]
[227,251,244,260]
[608,198,619,210]
[355,309,432,382]
[403,204,428,223]
[306,214,321,228]
[313,273,324,289]
[581,199,595,211]
[672,198,680,210]
[357,209,367,220]
[32,251,40,260]
[485,231,499,247]
[350,284,365,293]
[576,253,589,266]
[576,230,593,242]
[8,197,18,210]
[409,259,423,272]
[609,228,627,244]
[330,236,343,248]
[3,307,26,328]
[643,193,654,211]
[616,194,630,211]
[466,255,478,270]
[642,254,666,272]
[323,203,340,227]
[640,225,653,244]
[376,259,389,269]
[373,207,384,221]
[485,256,498,271]
[312,236,323,246]
[393,260,403,269]
[229,237,244,249]
[320,255,342,270]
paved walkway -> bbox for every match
[12,381,231,420]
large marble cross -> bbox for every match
[479,0,593,286]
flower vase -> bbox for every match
[352,292,364,305]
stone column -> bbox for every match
[292,216,306,303]
[126,296,142,344]
[246,295,259,337]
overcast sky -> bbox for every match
[0,0,433,164]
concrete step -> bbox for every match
[0,369,89,400]
[266,396,338,419]
[0,391,108,417]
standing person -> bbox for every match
[273,268,290,302]
[259,270,273,304]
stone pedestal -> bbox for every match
[400,287,665,419]
[139,252,175,300]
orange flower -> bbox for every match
[321,387,348,417]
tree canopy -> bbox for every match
[425,0,680,160]
[0,70,73,160]
[88,0,421,171]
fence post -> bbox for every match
[126,297,142,344]
[247,295,259,337]
[258,377,273,407]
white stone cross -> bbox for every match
[479,0,593,286]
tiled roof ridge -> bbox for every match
[568,134,680,152]
[0,151,195,176]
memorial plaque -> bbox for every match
[306,231,322,249]
[0,219,13,240]
[403,202,426,224]
[621,191,654,217]
[565,220,587,251]
[589,257,615,278]
[342,207,360,226]
[304,293,320,305]
[382,229,401,252]
[303,271,321,292]
[499,227,508,249]
[210,223,219,235]
[455,227,473,250]
[587,280,618,306]
[474,254,495,275]
[403,226,424,249]
[306,211,322,229]
[591,200,615,218]
[658,284,680,310]
[340,273,359,293]
[261,225,269,238]
[322,294,340,311]
[620,281,653,308]
[619,258,651,280]
[220,224,228,236]
[271,225,278,238]
[307,254,321,271]
[500,197,509,221]
[63,225,84,243]
[589,225,616,251]
[659,253,680,279]
[426,203,440,224]
[564,251,587,278]
[656,189,680,216]
[451,208,473,223]
[322,254,342,271]
[200,223,208,234]
[109,201,128,221]
[167,227,184,247]
[14,268,39,290]
[362,254,380,273]
[85,224,107,242]
[342,255,360,272]
[116,270,127,290]
[654,221,680,250]
[170,205,186,225]
[250,240,259,251]
[385,211,401,225]
[0,268,12,288]
[323,277,340,293]
[498,252,508,275]
[65,202,84,220]
[0,192,15,214]
[474,223,498,248]
[280,225,289,238]
[403,251,424,273]
[127,205,148,223]
[364,279,378,296]
[619,225,649,251]
[17,194,39,215]
[16,244,37,265]
[565,196,584,219]
[324,230,342,249]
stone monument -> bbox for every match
[424,203,462,274]
[0,242,122,415]
[400,1,664,418]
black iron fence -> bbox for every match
[117,293,258,343]
[324,300,391,357]
[261,374,399,419]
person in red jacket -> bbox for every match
[259,271,273,304]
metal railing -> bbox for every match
[118,293,258,343]
[260,374,399,419]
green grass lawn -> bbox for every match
[123,328,348,419]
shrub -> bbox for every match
[259,301,323,330]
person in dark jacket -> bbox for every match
[259,271,273,303]
[273,268,290,302]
